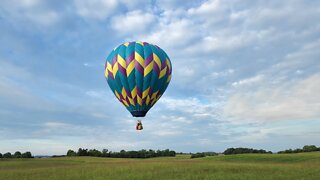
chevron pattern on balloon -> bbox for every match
[105,42,172,117]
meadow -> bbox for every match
[0,152,320,180]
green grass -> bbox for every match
[1,152,320,180]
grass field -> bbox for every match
[1,152,320,180]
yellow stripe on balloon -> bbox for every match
[123,42,129,47]
[151,90,159,100]
[144,61,153,76]
[105,68,108,79]
[115,91,120,100]
[159,66,167,79]
[146,96,151,105]
[131,87,137,98]
[166,58,171,70]
[122,99,129,107]
[107,62,112,72]
[137,42,144,46]
[137,95,142,105]
[117,55,126,68]
[135,52,144,67]
[167,74,171,83]
[153,53,161,69]
[121,88,127,99]
[112,62,119,78]
[142,87,150,99]
[128,97,134,105]
[151,98,157,106]
[126,60,135,77]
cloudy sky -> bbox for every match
[1,0,319,155]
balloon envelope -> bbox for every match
[105,42,172,117]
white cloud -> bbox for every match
[138,18,199,51]
[224,74,320,122]
[43,122,70,128]
[232,75,264,87]
[1,0,60,27]
[85,90,108,98]
[188,0,220,16]
[158,96,220,121]
[111,10,156,35]
[74,0,118,20]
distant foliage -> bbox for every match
[14,151,22,158]
[3,152,12,158]
[0,151,32,158]
[191,153,206,158]
[190,152,218,158]
[224,148,272,155]
[203,152,219,156]
[278,145,320,154]
[66,148,176,158]
[67,150,77,156]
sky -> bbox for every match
[0,0,319,155]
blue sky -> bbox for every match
[0,0,319,155]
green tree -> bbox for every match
[0,153,2,158]
[77,148,88,156]
[14,151,22,158]
[302,145,318,152]
[102,149,109,157]
[224,147,270,155]
[88,149,102,157]
[191,153,205,158]
[21,152,32,158]
[67,150,77,156]
[3,152,12,158]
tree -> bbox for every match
[77,148,88,156]
[224,147,271,155]
[102,149,109,157]
[0,153,2,158]
[191,153,205,158]
[3,152,12,158]
[21,152,32,158]
[14,151,22,158]
[67,150,77,156]
[302,145,318,152]
[88,149,102,157]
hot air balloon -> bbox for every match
[104,42,172,130]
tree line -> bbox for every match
[66,148,176,158]
[278,145,320,154]
[191,152,218,158]
[224,148,272,155]
[0,151,33,158]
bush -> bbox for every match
[191,153,206,158]
[77,148,88,156]
[67,148,176,159]
[88,149,102,157]
[67,150,77,156]
[3,152,12,158]
[21,152,32,158]
[14,151,22,158]
[278,145,320,154]
[303,145,318,152]
[224,148,272,155]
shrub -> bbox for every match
[3,152,12,158]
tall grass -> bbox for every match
[1,152,320,179]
